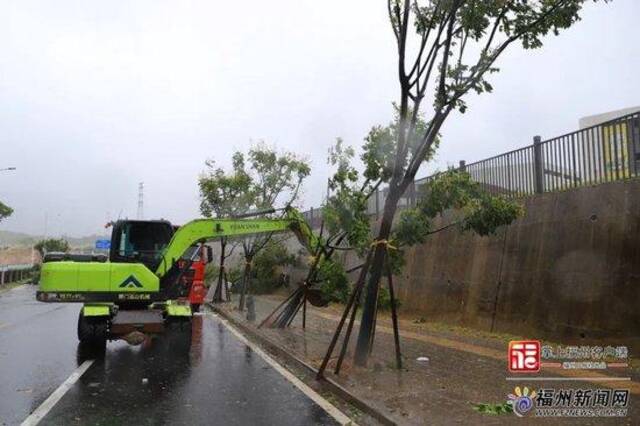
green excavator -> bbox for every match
[37,207,316,348]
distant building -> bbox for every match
[579,106,640,179]
[579,106,640,129]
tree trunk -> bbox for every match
[213,239,227,302]
[238,255,253,311]
[354,188,401,366]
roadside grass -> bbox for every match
[383,314,640,373]
[264,294,639,373]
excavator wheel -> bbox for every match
[77,311,108,351]
[166,317,192,334]
[164,317,192,353]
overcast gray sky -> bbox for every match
[0,0,638,237]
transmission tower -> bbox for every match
[137,182,144,219]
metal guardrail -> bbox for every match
[0,263,34,272]
[301,111,640,222]
[0,263,34,285]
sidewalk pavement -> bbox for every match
[215,294,638,425]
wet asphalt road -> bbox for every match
[0,285,341,426]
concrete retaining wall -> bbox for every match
[397,178,640,343]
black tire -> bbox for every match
[77,311,108,351]
[164,318,192,353]
[166,317,192,333]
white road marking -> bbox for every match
[21,360,95,426]
[211,313,355,426]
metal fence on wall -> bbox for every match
[302,111,640,225]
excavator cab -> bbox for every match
[109,220,174,272]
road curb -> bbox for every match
[207,302,396,426]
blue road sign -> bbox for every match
[95,239,111,250]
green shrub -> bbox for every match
[376,285,402,311]
[31,264,41,284]
[206,263,243,289]
[249,241,296,294]
[34,238,69,257]
[316,260,350,304]
[204,263,217,285]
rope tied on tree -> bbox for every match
[370,239,397,251]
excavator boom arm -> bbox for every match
[155,218,293,276]
[155,208,317,277]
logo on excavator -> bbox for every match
[119,275,143,288]
[230,223,260,230]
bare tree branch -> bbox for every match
[388,0,400,43]
[436,1,461,107]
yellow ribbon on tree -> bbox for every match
[370,239,397,251]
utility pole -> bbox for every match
[137,182,144,220]
[43,212,48,241]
